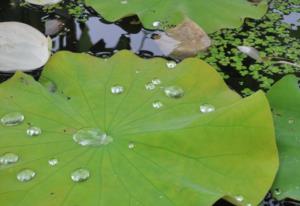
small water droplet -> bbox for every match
[42,80,57,93]
[152,21,160,27]
[17,169,36,182]
[159,195,164,199]
[152,78,161,85]
[73,128,113,147]
[288,119,295,124]
[246,203,252,206]
[274,188,281,196]
[166,61,177,69]
[120,0,128,4]
[111,85,124,94]
[145,82,156,90]
[164,86,184,99]
[235,195,244,202]
[0,153,19,165]
[152,101,164,109]
[26,126,42,137]
[48,158,58,166]
[128,142,135,150]
[1,112,24,126]
[200,104,215,113]
[71,168,90,182]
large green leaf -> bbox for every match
[267,75,300,201]
[0,51,278,206]
[84,0,268,33]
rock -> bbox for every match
[45,19,65,36]
[165,18,211,59]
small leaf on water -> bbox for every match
[237,46,262,62]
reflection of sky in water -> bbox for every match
[282,12,300,30]
[74,16,164,56]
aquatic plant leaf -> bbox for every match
[0,51,278,206]
[267,75,300,201]
[0,22,51,72]
[25,0,62,6]
[84,0,268,33]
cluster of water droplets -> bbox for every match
[0,58,219,185]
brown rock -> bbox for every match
[166,18,211,59]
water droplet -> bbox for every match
[152,21,160,27]
[200,104,215,113]
[166,61,177,69]
[1,112,24,126]
[120,0,128,4]
[235,195,244,202]
[288,119,295,124]
[152,78,161,85]
[42,80,57,93]
[152,101,164,109]
[73,128,113,147]
[17,169,36,182]
[0,153,19,165]
[274,188,281,196]
[71,168,90,182]
[159,195,164,199]
[145,82,156,90]
[164,86,184,99]
[111,85,124,94]
[128,142,135,150]
[246,203,252,206]
[48,158,58,166]
[26,126,42,137]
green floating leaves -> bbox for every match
[267,75,300,201]
[84,0,268,33]
[0,51,278,206]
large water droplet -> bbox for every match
[145,82,156,90]
[73,128,113,147]
[17,169,36,182]
[48,158,58,166]
[152,101,164,109]
[164,86,184,99]
[1,112,24,126]
[111,85,124,94]
[26,126,42,137]
[71,168,90,182]
[166,61,177,69]
[235,195,244,202]
[0,153,19,165]
[200,104,215,113]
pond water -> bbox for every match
[0,0,299,206]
